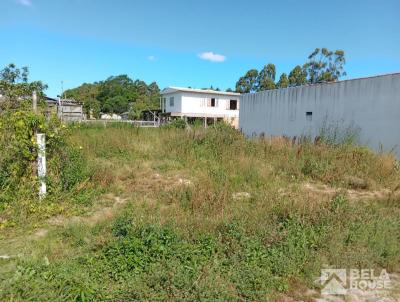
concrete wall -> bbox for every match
[240,73,400,157]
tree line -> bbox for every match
[64,75,160,118]
[235,48,346,93]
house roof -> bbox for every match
[161,86,241,97]
[45,96,58,104]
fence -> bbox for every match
[82,119,160,127]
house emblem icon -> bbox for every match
[321,269,347,295]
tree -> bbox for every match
[0,63,29,84]
[303,48,346,84]
[64,74,161,118]
[147,82,161,109]
[65,82,100,117]
[84,99,101,119]
[257,63,276,91]
[277,73,289,88]
[288,65,307,87]
[235,69,259,93]
[0,64,48,109]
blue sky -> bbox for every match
[1,0,399,96]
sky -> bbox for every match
[1,0,399,97]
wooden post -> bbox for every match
[32,91,37,113]
[37,133,46,200]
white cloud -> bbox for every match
[147,55,157,61]
[198,51,226,63]
[16,0,32,6]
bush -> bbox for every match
[0,106,93,227]
[163,118,187,129]
[0,109,66,190]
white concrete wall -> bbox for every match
[240,74,400,157]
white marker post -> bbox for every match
[37,133,46,200]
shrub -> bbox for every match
[112,215,133,238]
[0,109,67,191]
[163,118,187,129]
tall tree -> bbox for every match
[0,64,48,109]
[303,48,346,84]
[288,65,307,87]
[235,69,259,93]
[257,63,276,91]
[277,73,289,88]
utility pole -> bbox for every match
[60,81,64,122]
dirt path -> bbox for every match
[32,195,128,239]
[303,182,398,202]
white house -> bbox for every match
[160,87,241,128]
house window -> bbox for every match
[169,97,174,107]
[207,98,217,107]
[306,111,312,121]
[163,98,166,111]
[229,100,238,110]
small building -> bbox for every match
[240,73,400,158]
[160,87,241,128]
[44,96,59,117]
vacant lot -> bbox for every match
[1,124,399,301]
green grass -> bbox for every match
[0,123,399,301]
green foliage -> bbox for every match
[235,48,346,92]
[4,196,399,301]
[0,64,95,227]
[277,73,289,88]
[235,69,259,93]
[65,75,160,116]
[0,109,63,189]
[112,215,133,238]
[0,64,48,110]
[303,48,346,84]
[257,63,276,91]
[0,63,29,83]
[59,146,89,191]
[288,65,307,86]
[1,125,399,301]
[162,118,187,129]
